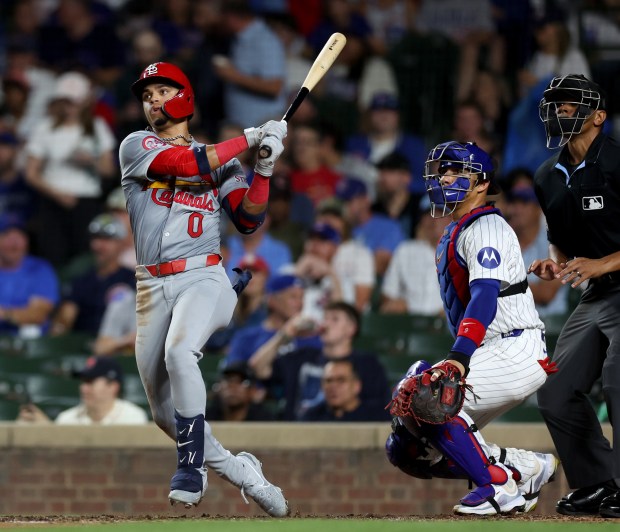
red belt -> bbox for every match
[145,254,221,277]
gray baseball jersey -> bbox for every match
[119,130,248,265]
[118,130,248,479]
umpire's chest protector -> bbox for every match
[436,206,499,335]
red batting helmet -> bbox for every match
[131,62,194,119]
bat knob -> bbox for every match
[258,145,272,159]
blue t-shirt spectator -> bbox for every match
[0,256,60,335]
[226,324,321,365]
[225,232,292,281]
[353,213,405,254]
[225,18,286,127]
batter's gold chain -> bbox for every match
[159,133,195,144]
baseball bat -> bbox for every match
[258,32,347,159]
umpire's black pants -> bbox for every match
[538,280,620,489]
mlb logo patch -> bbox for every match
[583,196,604,210]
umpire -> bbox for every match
[529,74,620,518]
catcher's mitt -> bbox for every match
[389,361,469,424]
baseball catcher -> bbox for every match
[385,142,560,516]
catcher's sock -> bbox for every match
[485,443,539,481]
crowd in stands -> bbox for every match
[1,0,619,423]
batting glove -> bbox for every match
[254,134,284,177]
[244,120,287,148]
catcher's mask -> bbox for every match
[131,62,194,120]
[538,73,606,149]
[423,141,497,218]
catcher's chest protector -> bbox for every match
[436,206,500,336]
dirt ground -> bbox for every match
[0,513,610,526]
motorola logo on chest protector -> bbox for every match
[582,196,604,210]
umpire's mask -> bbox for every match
[538,74,606,149]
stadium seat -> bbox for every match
[21,333,93,358]
[0,398,21,421]
[24,374,79,403]
[495,396,544,423]
[357,312,451,359]
[378,354,411,388]
[122,373,149,411]
[0,354,58,377]
[201,355,225,391]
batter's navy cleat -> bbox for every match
[453,478,526,515]
[237,452,290,517]
[518,452,559,512]
[169,466,208,508]
[168,411,207,508]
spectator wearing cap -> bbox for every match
[295,222,344,321]
[503,168,568,317]
[380,197,448,316]
[336,177,405,276]
[0,213,60,337]
[299,359,391,422]
[17,356,148,425]
[314,201,376,313]
[205,361,276,421]
[51,213,136,337]
[289,123,343,207]
[256,301,391,420]
[204,254,271,354]
[24,71,117,268]
[0,131,37,225]
[226,272,321,368]
[344,92,427,196]
[372,151,422,238]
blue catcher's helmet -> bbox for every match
[423,141,496,218]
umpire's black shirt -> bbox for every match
[534,132,620,260]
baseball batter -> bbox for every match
[118,62,288,516]
[386,141,559,515]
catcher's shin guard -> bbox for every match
[169,412,208,508]
[423,411,508,487]
[424,411,525,514]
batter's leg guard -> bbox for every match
[168,412,208,508]
[424,412,526,515]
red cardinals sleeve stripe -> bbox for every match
[246,173,270,204]
[212,136,248,168]
[223,188,265,233]
[149,136,250,177]
[150,147,200,177]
